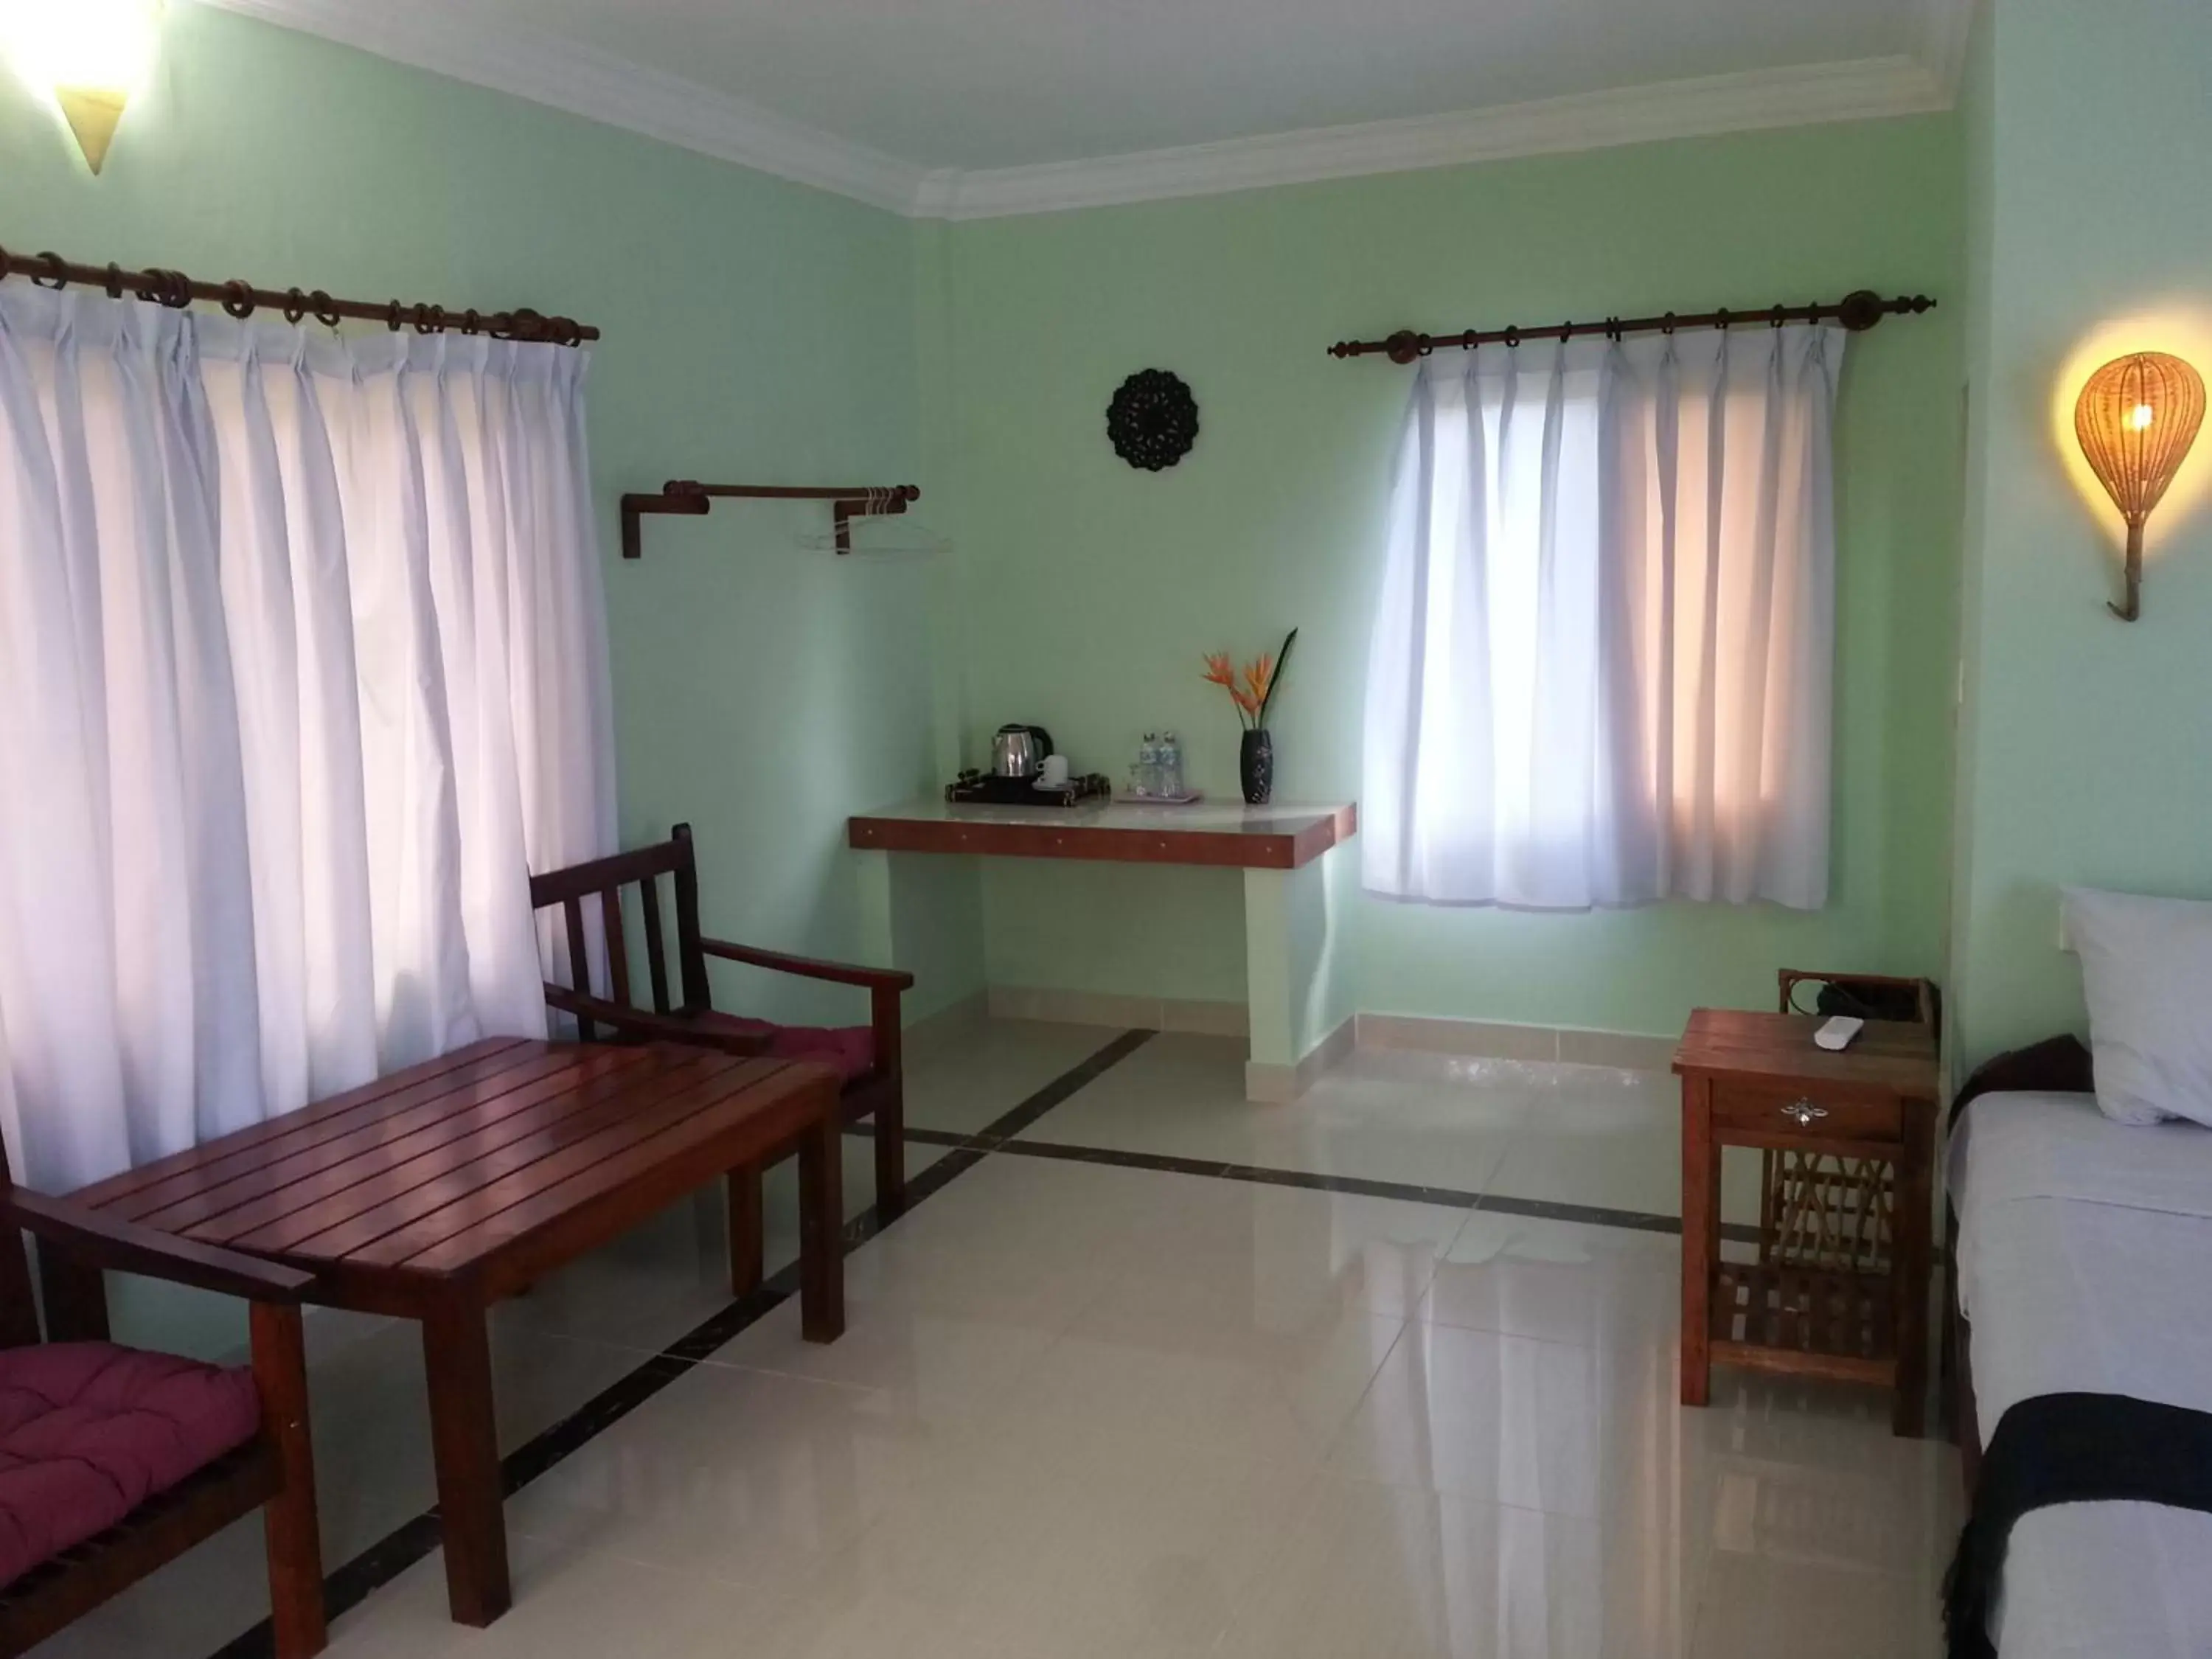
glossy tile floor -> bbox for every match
[42,1017,1960,1659]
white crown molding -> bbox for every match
[192,0,930,212]
[932,55,1951,219]
[194,1,1964,221]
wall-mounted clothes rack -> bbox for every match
[0,240,597,345]
[619,481,922,560]
[1328,288,1936,364]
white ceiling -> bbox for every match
[204,0,1974,216]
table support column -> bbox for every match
[1242,844,1354,1102]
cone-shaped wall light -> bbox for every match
[0,1,162,175]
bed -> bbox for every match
[1949,1087,2212,1657]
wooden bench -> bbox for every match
[63,1038,845,1627]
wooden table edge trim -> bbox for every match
[844,804,1354,871]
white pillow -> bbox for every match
[2064,886,2212,1127]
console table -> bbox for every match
[847,799,1359,1100]
[1674,1009,1940,1436]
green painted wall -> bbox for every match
[933,118,1966,1037]
[1950,0,2212,1064]
[1,6,975,1350]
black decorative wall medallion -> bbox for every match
[1107,369,1200,471]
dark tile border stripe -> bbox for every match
[206,1028,1155,1659]
[974,1132,1761,1244]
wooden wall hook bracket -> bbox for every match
[619,482,920,560]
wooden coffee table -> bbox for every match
[63,1038,845,1626]
[1674,1009,1941,1436]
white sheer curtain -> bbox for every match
[1363,324,1842,911]
[0,286,615,1190]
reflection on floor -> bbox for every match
[38,1015,1958,1659]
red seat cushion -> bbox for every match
[0,1343,262,1588]
[693,1014,876,1084]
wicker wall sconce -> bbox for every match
[2074,351,2207,620]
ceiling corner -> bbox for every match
[194,0,930,215]
[1917,0,1977,102]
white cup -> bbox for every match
[1038,754,1071,788]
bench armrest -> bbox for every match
[4,1190,313,1303]
[697,938,914,993]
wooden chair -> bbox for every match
[528,822,914,1290]
[0,1152,324,1658]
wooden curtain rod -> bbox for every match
[1329,288,1935,364]
[0,240,598,347]
[622,481,921,559]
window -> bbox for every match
[1362,327,1842,911]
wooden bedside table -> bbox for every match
[1674,1009,1941,1436]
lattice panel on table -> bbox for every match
[1759,1151,1893,1273]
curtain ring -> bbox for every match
[103,263,126,299]
[1660,312,1677,336]
[310,291,342,328]
[1716,307,1732,331]
[1604,317,1623,343]
[460,308,482,336]
[487,312,515,341]
[412,303,446,335]
[30,252,68,290]
[139,268,190,308]
[1503,324,1522,349]
[386,300,406,332]
[221,280,257,319]
[282,288,308,324]
[1770,305,1787,329]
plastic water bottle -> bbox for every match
[1157,731,1184,800]
[1135,734,1161,798]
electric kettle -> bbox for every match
[992,724,1054,779]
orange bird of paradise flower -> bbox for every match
[1201,630,1298,730]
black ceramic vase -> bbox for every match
[1239,729,1274,805]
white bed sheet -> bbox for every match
[1950,1091,2212,1659]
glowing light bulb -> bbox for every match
[0,0,164,174]
[2130,403,2158,431]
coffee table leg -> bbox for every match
[1680,1075,1715,1408]
[728,1163,765,1297]
[798,1091,846,1345]
[422,1295,510,1625]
